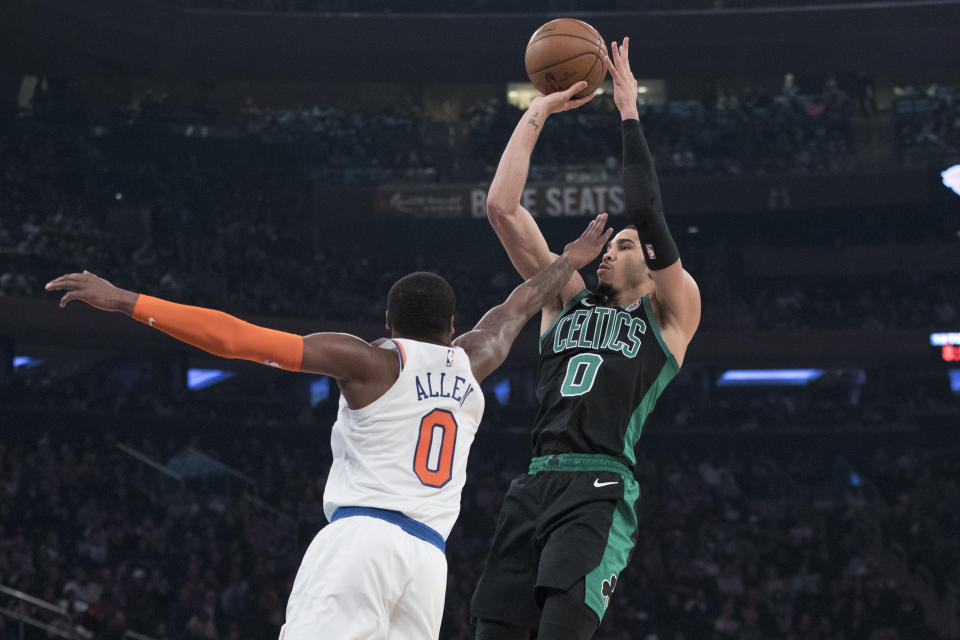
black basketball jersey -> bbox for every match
[532,289,679,467]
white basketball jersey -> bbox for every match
[323,338,485,539]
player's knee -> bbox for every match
[537,587,598,640]
[474,618,531,640]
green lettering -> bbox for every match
[601,310,620,349]
[622,317,647,358]
[591,308,613,349]
[571,310,593,349]
[566,310,591,348]
[553,315,574,352]
[608,311,630,353]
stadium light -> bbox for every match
[949,370,960,393]
[187,368,235,390]
[717,369,824,387]
[494,379,511,405]
[310,377,330,406]
[13,356,42,369]
[942,165,960,196]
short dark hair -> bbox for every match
[387,272,456,342]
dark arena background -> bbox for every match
[1,0,959,638]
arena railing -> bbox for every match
[177,446,259,497]
[117,442,300,583]
[0,584,91,640]
[168,446,300,553]
[117,442,185,496]
[0,584,161,640]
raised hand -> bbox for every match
[604,37,639,120]
[529,81,596,117]
[45,271,137,313]
[563,213,614,269]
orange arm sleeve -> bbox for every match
[132,295,303,372]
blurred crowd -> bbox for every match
[4,340,958,433]
[3,205,958,335]
[4,93,959,333]
[21,72,959,188]
[0,433,306,640]
[22,74,886,186]
[695,272,959,332]
[894,84,960,167]
[468,82,854,179]
[21,77,959,186]
[1,421,956,640]
[2,120,956,332]
[237,98,437,185]
[167,0,935,13]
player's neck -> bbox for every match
[392,332,450,347]
[606,283,653,308]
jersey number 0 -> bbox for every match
[561,353,604,397]
[413,409,458,488]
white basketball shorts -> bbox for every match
[279,514,447,640]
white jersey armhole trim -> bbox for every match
[382,338,405,371]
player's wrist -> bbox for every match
[525,105,550,124]
[620,109,639,121]
[557,251,581,271]
[115,289,139,315]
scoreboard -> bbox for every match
[931,332,960,363]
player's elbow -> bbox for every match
[208,334,237,359]
[486,199,514,223]
[204,320,241,358]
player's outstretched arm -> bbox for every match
[606,37,701,355]
[46,271,308,369]
[45,272,395,391]
[486,82,595,309]
[454,214,612,382]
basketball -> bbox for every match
[525,18,607,99]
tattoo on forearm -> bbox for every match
[527,112,541,130]
[522,255,573,313]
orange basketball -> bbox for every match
[525,18,607,99]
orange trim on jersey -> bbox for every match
[132,294,304,371]
[392,339,407,370]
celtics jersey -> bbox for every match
[533,289,679,467]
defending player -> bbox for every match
[45,214,613,640]
[471,39,701,640]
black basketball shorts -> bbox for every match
[470,453,641,629]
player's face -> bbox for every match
[597,228,649,295]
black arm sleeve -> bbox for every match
[622,118,679,270]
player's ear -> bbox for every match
[448,316,455,338]
[385,310,391,332]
